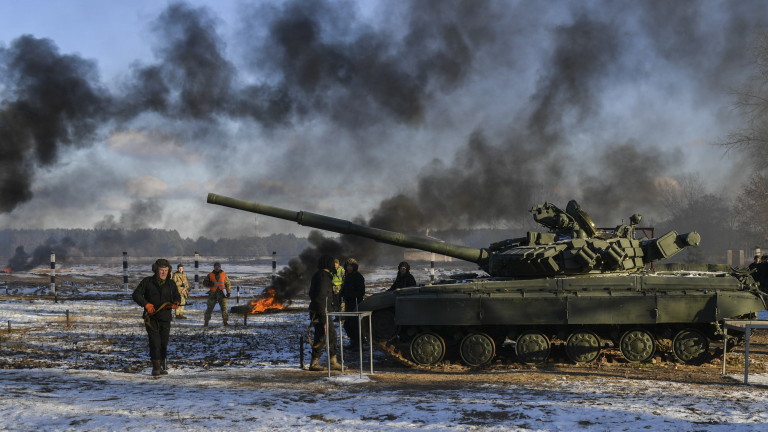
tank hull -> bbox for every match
[360,273,766,365]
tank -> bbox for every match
[207,192,767,366]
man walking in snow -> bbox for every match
[132,258,180,376]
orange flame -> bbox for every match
[248,288,285,314]
[2,267,12,274]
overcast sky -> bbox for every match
[0,0,764,240]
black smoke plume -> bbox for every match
[119,3,234,120]
[239,0,494,127]
[0,36,108,212]
[7,237,76,272]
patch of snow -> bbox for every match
[1,265,768,431]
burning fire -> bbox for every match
[248,288,285,314]
[2,267,12,274]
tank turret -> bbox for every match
[207,193,699,277]
[486,200,700,276]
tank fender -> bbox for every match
[358,291,396,312]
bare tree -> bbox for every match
[735,173,768,242]
[657,173,705,220]
[722,31,768,253]
[726,33,768,169]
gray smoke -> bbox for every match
[237,0,494,127]
[1,0,767,261]
[366,11,626,231]
[360,1,765,233]
[118,3,235,121]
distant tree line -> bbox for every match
[2,177,766,271]
[0,228,308,266]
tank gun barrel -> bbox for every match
[207,193,489,265]
[641,231,701,261]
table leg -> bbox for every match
[722,327,728,376]
[368,315,374,374]
[745,326,751,385]
[325,311,331,378]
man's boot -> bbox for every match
[151,360,162,377]
[160,358,169,375]
[204,318,209,327]
[329,355,343,371]
[308,356,324,371]
[223,318,229,327]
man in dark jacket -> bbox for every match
[759,255,768,293]
[341,258,366,349]
[749,255,761,271]
[132,259,181,376]
[308,255,342,371]
[388,261,417,291]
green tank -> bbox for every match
[207,193,766,366]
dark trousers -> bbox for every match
[310,310,337,359]
[343,296,364,346]
[145,317,171,360]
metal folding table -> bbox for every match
[721,319,768,384]
[325,310,374,378]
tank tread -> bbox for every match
[374,340,423,369]
[371,334,730,368]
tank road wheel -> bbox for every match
[515,331,551,365]
[565,330,601,364]
[672,329,710,364]
[459,332,496,367]
[619,329,656,363]
[371,308,397,342]
[409,332,446,366]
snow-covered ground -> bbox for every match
[2,265,768,431]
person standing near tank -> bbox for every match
[171,264,190,319]
[748,255,761,284]
[388,261,417,291]
[341,258,366,350]
[749,255,761,271]
[202,262,231,326]
[308,255,342,371]
[757,255,768,293]
[132,258,181,376]
[332,258,345,311]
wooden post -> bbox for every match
[300,334,305,369]
[122,252,129,293]
[430,253,435,282]
[50,251,57,303]
[272,251,277,283]
[194,251,200,291]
